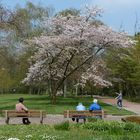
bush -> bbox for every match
[108,121,124,134]
[54,121,70,131]
[75,120,140,134]
[87,117,99,122]
[124,122,140,132]
[79,121,110,131]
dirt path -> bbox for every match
[0,114,123,125]
[0,114,65,125]
[97,96,140,115]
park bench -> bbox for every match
[2,110,46,124]
[64,110,107,122]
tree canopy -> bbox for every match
[22,6,133,102]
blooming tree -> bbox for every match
[80,59,112,87]
[23,6,133,103]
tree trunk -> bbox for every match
[48,80,52,96]
[63,80,67,97]
[51,90,57,104]
[37,88,41,95]
[29,87,32,94]
[50,80,57,104]
[75,85,78,97]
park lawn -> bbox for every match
[126,97,140,103]
[0,121,140,140]
[0,94,135,115]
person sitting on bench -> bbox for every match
[72,102,86,123]
[89,99,102,118]
[16,97,31,124]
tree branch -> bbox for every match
[56,46,103,90]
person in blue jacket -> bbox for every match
[89,99,101,111]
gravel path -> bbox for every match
[0,114,66,125]
[0,114,124,125]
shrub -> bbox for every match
[75,120,140,135]
[87,117,99,122]
[54,121,70,131]
[108,121,124,134]
[124,122,140,133]
[79,121,110,131]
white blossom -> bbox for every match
[8,138,20,140]
[80,60,112,87]
[23,6,134,89]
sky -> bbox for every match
[1,0,140,35]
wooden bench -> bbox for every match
[64,110,107,122]
[2,110,46,124]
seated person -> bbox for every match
[16,97,31,124]
[72,103,86,123]
[89,99,101,111]
[89,99,102,118]
[76,102,86,111]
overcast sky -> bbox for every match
[1,0,140,35]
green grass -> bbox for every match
[0,121,139,140]
[0,94,135,115]
[126,97,140,103]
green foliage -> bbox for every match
[76,121,140,134]
[0,121,139,140]
[0,47,17,93]
[0,1,52,94]
[54,121,70,131]
[80,121,110,131]
[124,122,139,132]
[87,117,99,122]
[105,37,140,98]
[56,8,80,17]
